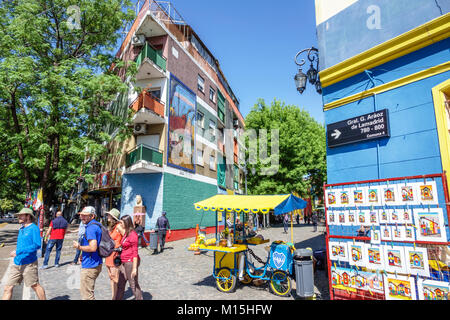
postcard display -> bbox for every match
[325,173,450,300]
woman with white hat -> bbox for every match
[104,208,123,300]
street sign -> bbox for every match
[327,109,390,148]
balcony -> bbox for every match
[135,42,167,80]
[130,90,165,124]
[125,144,164,174]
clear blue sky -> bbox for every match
[134,0,325,124]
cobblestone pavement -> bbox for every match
[0,219,329,300]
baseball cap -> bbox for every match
[79,206,96,216]
[106,208,120,220]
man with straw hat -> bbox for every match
[72,206,102,300]
[1,207,46,300]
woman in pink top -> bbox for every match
[114,215,143,300]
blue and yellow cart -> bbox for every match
[193,194,307,296]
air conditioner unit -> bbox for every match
[131,34,146,47]
[233,119,239,128]
[133,123,147,135]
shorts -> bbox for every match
[6,260,39,287]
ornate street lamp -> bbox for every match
[294,47,322,94]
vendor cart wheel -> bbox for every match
[239,272,253,285]
[216,268,236,293]
[269,270,291,297]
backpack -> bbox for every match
[84,221,116,258]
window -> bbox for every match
[209,154,216,171]
[209,119,216,142]
[198,75,205,93]
[197,149,204,166]
[209,87,216,103]
[196,111,205,135]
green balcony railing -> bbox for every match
[135,42,167,72]
[126,144,163,168]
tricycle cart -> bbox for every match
[193,194,307,297]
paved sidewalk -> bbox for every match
[0,220,329,300]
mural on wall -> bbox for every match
[168,75,196,172]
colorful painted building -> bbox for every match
[315,1,450,234]
[88,1,246,241]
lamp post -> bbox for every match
[294,47,322,94]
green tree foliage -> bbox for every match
[0,0,135,209]
[244,99,326,199]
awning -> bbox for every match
[194,194,307,215]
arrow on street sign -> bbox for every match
[331,129,341,140]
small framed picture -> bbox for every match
[328,241,349,262]
[401,209,413,224]
[397,184,419,205]
[391,225,406,241]
[382,185,399,205]
[367,186,382,206]
[370,229,381,244]
[357,210,369,226]
[327,210,336,225]
[388,208,403,224]
[380,225,392,241]
[339,189,352,207]
[352,187,367,206]
[337,211,347,225]
[365,244,385,271]
[404,226,416,241]
[347,242,367,267]
[347,210,357,225]
[417,279,450,300]
[368,209,379,226]
[326,189,339,208]
[405,246,430,277]
[413,208,447,242]
[383,245,407,274]
[383,274,417,300]
[379,209,389,224]
[415,181,438,205]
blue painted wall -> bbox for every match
[120,173,164,230]
[316,0,449,69]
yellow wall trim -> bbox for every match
[323,61,450,111]
[432,80,450,192]
[319,13,450,88]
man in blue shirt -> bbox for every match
[1,207,47,300]
[72,206,102,300]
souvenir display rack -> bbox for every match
[324,173,450,300]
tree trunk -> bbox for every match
[9,91,31,195]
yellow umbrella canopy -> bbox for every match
[194,194,292,213]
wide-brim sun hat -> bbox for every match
[16,207,35,220]
[106,208,120,220]
[79,206,96,216]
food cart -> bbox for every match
[192,194,307,296]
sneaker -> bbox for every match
[55,264,60,268]
[40,265,49,270]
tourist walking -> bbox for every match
[114,215,143,300]
[2,207,46,300]
[105,208,123,300]
[72,206,103,300]
[312,212,318,232]
[155,211,171,253]
[72,220,85,265]
[42,211,68,269]
[283,213,289,234]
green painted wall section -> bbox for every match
[163,172,217,230]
